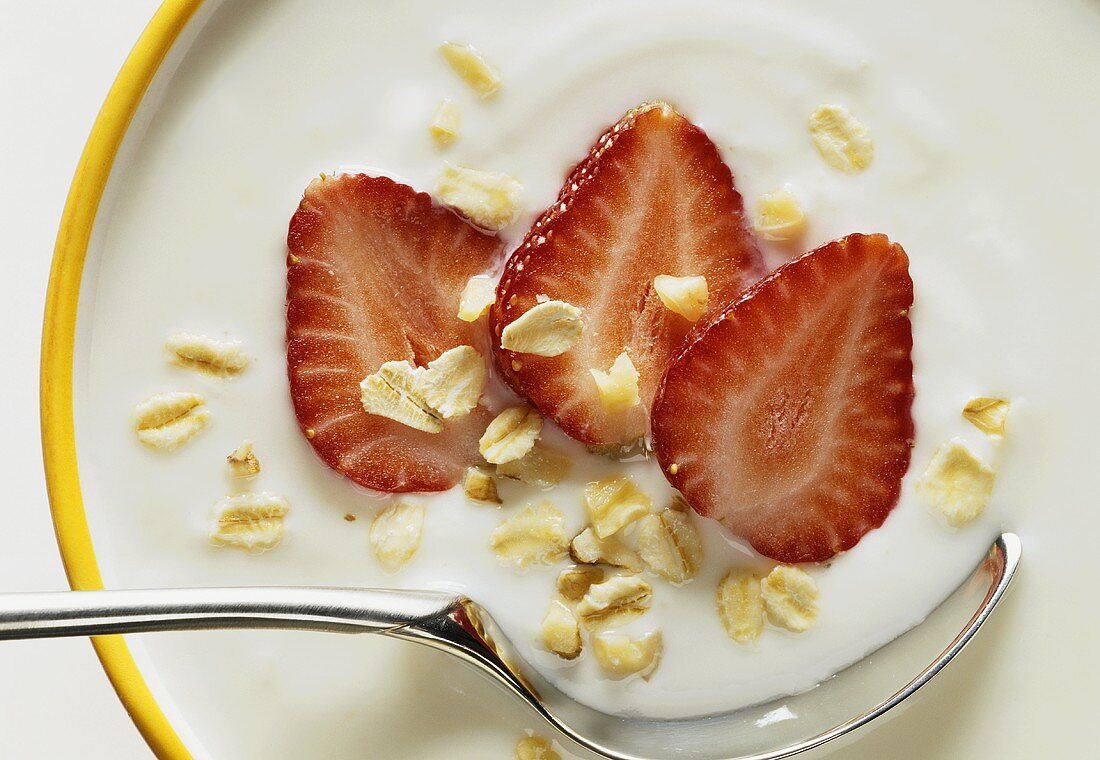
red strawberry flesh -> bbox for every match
[651,233,915,563]
[492,102,764,446]
[286,174,501,492]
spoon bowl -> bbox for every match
[0,533,1019,760]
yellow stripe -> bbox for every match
[41,1,205,758]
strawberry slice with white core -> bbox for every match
[651,233,915,564]
[286,174,501,492]
[492,102,764,446]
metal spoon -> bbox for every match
[0,533,1019,760]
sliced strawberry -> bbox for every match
[491,102,764,446]
[286,174,501,492]
[651,234,915,564]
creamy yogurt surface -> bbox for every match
[68,0,1100,757]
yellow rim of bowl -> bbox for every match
[41,1,204,758]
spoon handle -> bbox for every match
[0,586,466,640]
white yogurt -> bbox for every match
[68,0,1092,756]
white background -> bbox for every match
[0,1,157,756]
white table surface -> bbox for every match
[0,1,158,756]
